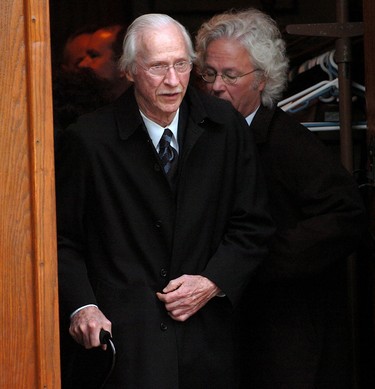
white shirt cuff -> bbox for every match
[70,304,98,319]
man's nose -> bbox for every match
[164,67,180,85]
[212,75,226,91]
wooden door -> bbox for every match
[0,0,60,387]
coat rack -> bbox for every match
[284,1,364,388]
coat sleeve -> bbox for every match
[256,114,366,282]
[55,126,98,317]
[201,111,275,306]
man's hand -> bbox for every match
[69,306,112,350]
[156,274,221,322]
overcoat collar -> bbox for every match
[113,86,145,140]
[112,85,225,142]
[250,104,277,144]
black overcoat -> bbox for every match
[237,104,366,388]
[55,86,274,389]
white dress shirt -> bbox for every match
[140,109,179,153]
[245,106,260,126]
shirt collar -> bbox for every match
[140,109,179,153]
[245,106,260,126]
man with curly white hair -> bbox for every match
[196,8,365,389]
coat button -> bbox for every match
[160,322,168,331]
[155,220,162,228]
[160,268,167,277]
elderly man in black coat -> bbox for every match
[55,13,274,389]
[195,8,366,389]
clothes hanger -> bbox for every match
[278,78,339,113]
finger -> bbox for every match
[156,291,165,300]
[88,327,102,348]
[156,289,181,304]
[162,278,183,293]
[168,309,194,322]
[69,327,83,346]
[71,321,101,348]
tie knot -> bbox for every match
[159,128,173,149]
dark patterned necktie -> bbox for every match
[158,128,178,176]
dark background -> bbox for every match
[49,0,363,70]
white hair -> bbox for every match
[119,13,196,74]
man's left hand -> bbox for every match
[156,274,221,321]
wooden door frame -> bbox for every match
[0,0,60,387]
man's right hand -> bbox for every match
[69,305,112,349]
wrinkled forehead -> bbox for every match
[137,25,188,61]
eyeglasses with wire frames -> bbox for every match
[138,61,193,76]
[200,68,260,85]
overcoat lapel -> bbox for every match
[250,104,275,144]
[177,98,205,173]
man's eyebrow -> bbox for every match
[205,64,238,72]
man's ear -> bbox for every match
[125,70,134,83]
[257,73,267,93]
